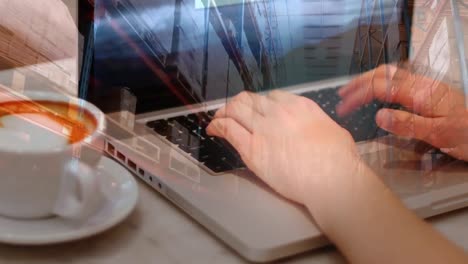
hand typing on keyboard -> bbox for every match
[206,90,364,228]
[337,64,468,162]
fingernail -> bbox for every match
[389,65,398,77]
[440,148,454,153]
[376,109,391,128]
[206,122,216,135]
[207,119,222,134]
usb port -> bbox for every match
[127,159,137,171]
[107,142,115,155]
[116,151,126,162]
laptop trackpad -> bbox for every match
[361,147,468,200]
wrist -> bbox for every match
[303,157,377,236]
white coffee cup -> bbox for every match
[0,91,106,220]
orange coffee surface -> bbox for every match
[0,100,97,144]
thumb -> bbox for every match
[376,109,448,148]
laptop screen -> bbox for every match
[89,0,413,114]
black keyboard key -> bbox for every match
[187,114,198,123]
[172,116,195,130]
[212,138,244,166]
[178,143,191,153]
[167,118,176,127]
[207,110,216,118]
[197,153,212,162]
[146,120,158,128]
[204,158,235,173]
[197,113,211,127]
[190,137,218,161]
[190,126,208,140]
[167,119,190,145]
[194,147,215,162]
[147,119,169,135]
[181,117,201,132]
[188,145,206,158]
[187,133,201,147]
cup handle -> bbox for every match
[53,160,102,220]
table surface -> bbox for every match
[0,177,467,264]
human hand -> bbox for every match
[206,91,364,228]
[337,64,468,161]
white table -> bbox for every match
[1,178,468,264]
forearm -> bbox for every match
[307,162,468,264]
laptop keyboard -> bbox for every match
[146,86,402,174]
[146,111,246,173]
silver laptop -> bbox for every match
[87,0,468,262]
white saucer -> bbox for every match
[0,155,138,245]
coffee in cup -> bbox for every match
[0,92,106,220]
